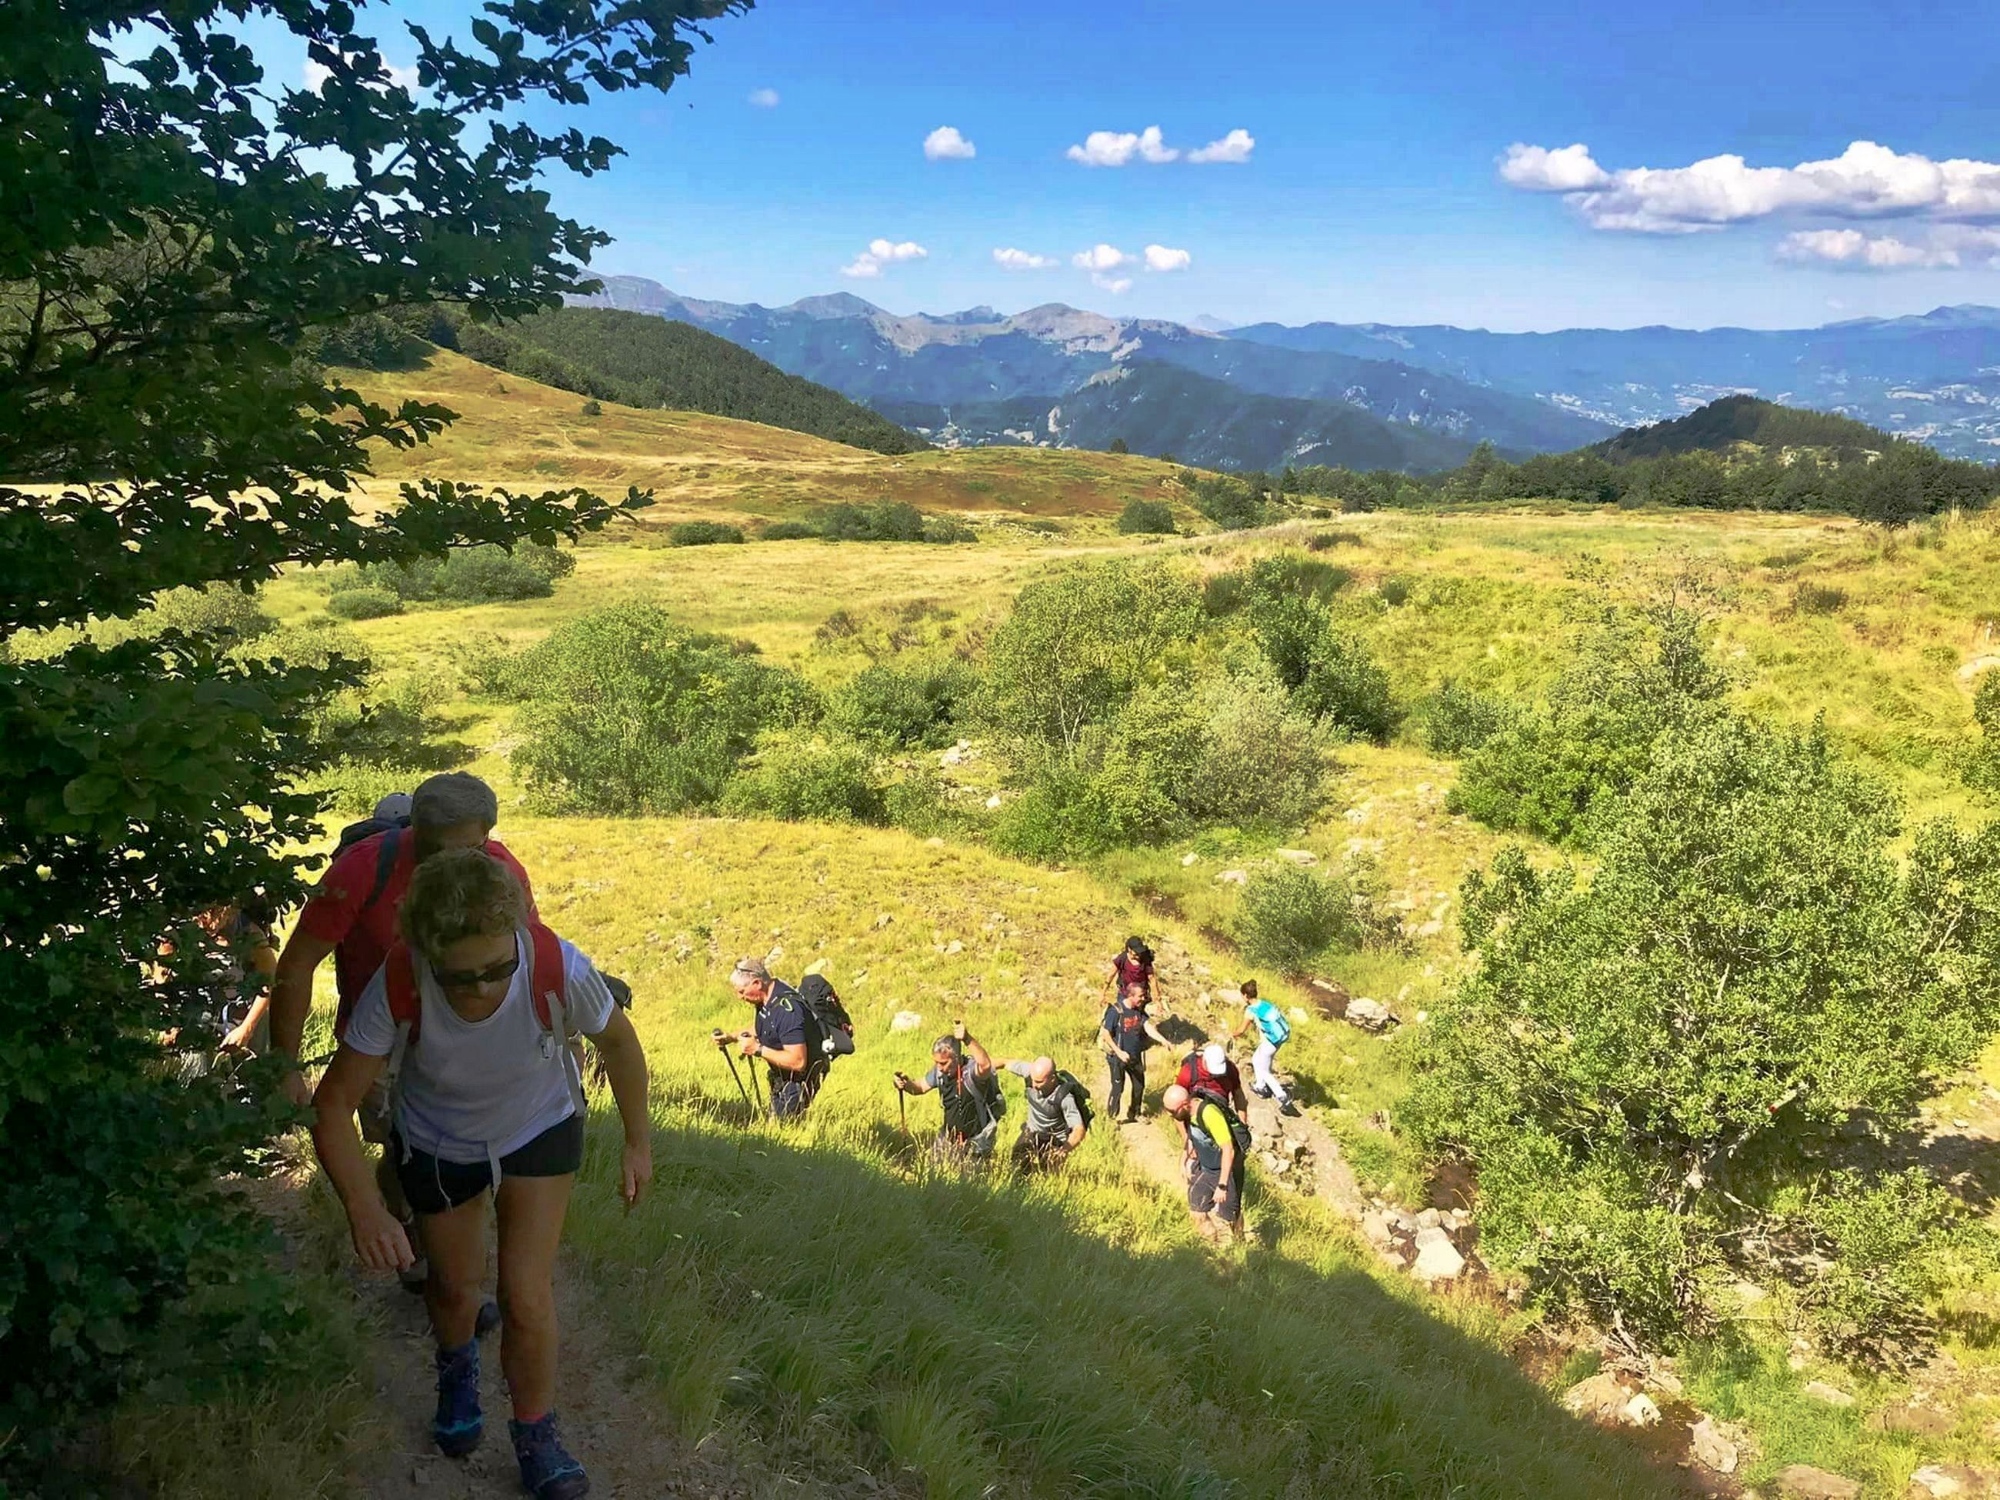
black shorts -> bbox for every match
[1189,1162,1244,1223]
[393,1114,585,1216]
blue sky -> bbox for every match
[275,0,2000,330]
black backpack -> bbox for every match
[1054,1068,1095,1130]
[330,808,412,924]
[1188,1084,1252,1157]
[798,974,856,1060]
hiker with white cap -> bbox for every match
[310,848,651,1499]
[1171,1040,1249,1152]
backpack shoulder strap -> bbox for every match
[380,942,422,1146]
[359,827,403,918]
[527,923,587,1117]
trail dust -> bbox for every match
[351,1247,749,1500]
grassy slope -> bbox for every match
[227,391,2000,1497]
[341,350,1185,527]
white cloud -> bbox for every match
[747,87,780,108]
[1502,138,2000,235]
[304,55,420,93]
[993,247,1058,271]
[923,126,976,161]
[841,238,928,279]
[1187,129,1255,165]
[1777,225,2000,270]
[1092,274,1134,295]
[1066,126,1178,167]
[1143,244,1192,272]
[1072,244,1134,272]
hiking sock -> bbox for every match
[432,1339,483,1457]
[510,1411,590,1500]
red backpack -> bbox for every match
[380,923,586,1120]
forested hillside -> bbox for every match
[1594,394,1892,462]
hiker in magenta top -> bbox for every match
[271,772,537,1104]
[1103,935,1159,1007]
[311,849,650,1500]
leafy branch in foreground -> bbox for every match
[0,0,745,1467]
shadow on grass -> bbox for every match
[565,1090,1685,1500]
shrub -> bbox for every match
[1192,474,1266,531]
[1117,499,1177,535]
[511,603,816,814]
[761,519,819,541]
[1407,721,2000,1347]
[669,520,746,547]
[149,584,275,641]
[1419,680,1514,756]
[239,619,371,674]
[831,658,977,749]
[721,731,885,823]
[431,545,563,601]
[1233,864,1363,975]
[1305,529,1362,551]
[922,514,978,544]
[882,770,975,839]
[1202,571,1250,618]
[327,586,404,620]
[819,501,926,542]
[1242,562,1396,741]
[1793,581,1848,615]
[579,399,602,417]
[1378,574,1414,607]
[312,676,459,771]
[1185,674,1329,830]
[987,767,1115,862]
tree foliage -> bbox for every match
[0,0,742,1461]
[1407,718,2000,1351]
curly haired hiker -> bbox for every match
[311,850,651,1500]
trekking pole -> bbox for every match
[713,1030,753,1109]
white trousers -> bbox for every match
[1252,1039,1290,1105]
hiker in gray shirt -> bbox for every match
[1000,1055,1090,1171]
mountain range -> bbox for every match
[574,276,2000,468]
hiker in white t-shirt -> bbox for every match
[1230,979,1299,1117]
[311,849,652,1500]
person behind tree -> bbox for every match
[1163,1083,1248,1246]
[310,849,651,1500]
[997,1054,1089,1170]
[272,772,538,1290]
[894,1025,1002,1159]
[724,956,824,1119]
[1230,980,1298,1117]
[1098,984,1171,1124]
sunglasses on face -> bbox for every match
[433,954,521,989]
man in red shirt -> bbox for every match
[271,773,535,1287]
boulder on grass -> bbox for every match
[1775,1465,1860,1500]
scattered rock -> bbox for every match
[1343,997,1396,1033]
[1775,1465,1860,1500]
[1690,1416,1739,1475]
[944,940,964,956]
[890,1011,923,1032]
[874,912,894,928]
[924,836,945,848]
[1360,1210,1399,1248]
[984,793,1002,810]
[1646,1363,1684,1399]
[940,747,964,766]
[1410,1226,1466,1282]
[1413,920,1444,939]
[1729,1279,1768,1307]
[1288,1006,1308,1023]
[1304,978,1351,1019]
[1181,852,1200,867]
[1275,848,1318,865]
[1908,1464,1997,1498]
[1872,1402,1955,1438]
[1414,1207,1443,1230]
[1620,1393,1661,1428]
[1804,1381,1856,1408]
[1562,1372,1634,1424]
[1216,869,1249,885]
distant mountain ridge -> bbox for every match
[572,276,1612,470]
[1592,395,1890,464]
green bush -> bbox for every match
[511,603,816,814]
[327,586,404,620]
[1450,592,1727,843]
[1192,474,1266,531]
[668,520,746,547]
[721,731,885,823]
[882,770,975,839]
[1419,680,1514,756]
[831,658,977,749]
[922,514,978,544]
[149,584,275,641]
[1202,571,1251,618]
[1378,574,1414,607]
[1793,580,1848,615]
[1232,864,1364,975]
[579,399,602,418]
[1242,564,1397,742]
[987,767,1116,862]
[1185,674,1329,831]
[311,676,460,771]
[1117,499,1177,535]
[1407,719,2000,1348]
[819,501,927,542]
[761,519,820,541]
[431,545,563,601]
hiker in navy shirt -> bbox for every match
[729,956,823,1119]
[1098,987,1171,1124]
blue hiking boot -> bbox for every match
[509,1411,590,1499]
[432,1339,483,1457]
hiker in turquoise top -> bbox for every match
[1230,980,1298,1117]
